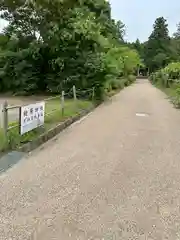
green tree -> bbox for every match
[0,0,140,98]
[133,39,142,53]
[0,34,9,50]
[173,23,180,39]
[144,17,171,72]
[170,23,180,62]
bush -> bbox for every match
[150,62,180,107]
[127,74,136,84]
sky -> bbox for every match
[0,18,7,32]
[109,0,180,42]
[0,0,180,42]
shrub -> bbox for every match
[150,62,180,107]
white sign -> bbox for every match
[20,102,45,135]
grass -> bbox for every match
[0,78,133,154]
[154,81,180,108]
[155,81,177,97]
[0,99,93,153]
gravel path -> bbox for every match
[1,79,180,239]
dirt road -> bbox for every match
[1,79,180,239]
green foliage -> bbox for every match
[171,23,180,62]
[130,39,145,61]
[173,23,180,39]
[128,17,180,75]
[150,62,180,107]
[0,0,141,100]
[144,17,171,72]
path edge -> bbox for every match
[18,105,97,153]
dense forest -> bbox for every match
[0,0,141,100]
[129,17,180,73]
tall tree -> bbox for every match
[173,23,180,39]
[171,23,180,61]
[132,39,145,61]
[144,17,171,72]
[0,0,140,96]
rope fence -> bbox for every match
[0,86,95,139]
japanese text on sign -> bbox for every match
[20,102,45,135]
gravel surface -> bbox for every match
[1,79,180,239]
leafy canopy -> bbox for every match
[0,0,141,98]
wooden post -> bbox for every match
[73,85,77,101]
[147,68,150,76]
[92,87,95,101]
[137,67,140,77]
[61,91,65,116]
[2,101,8,138]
